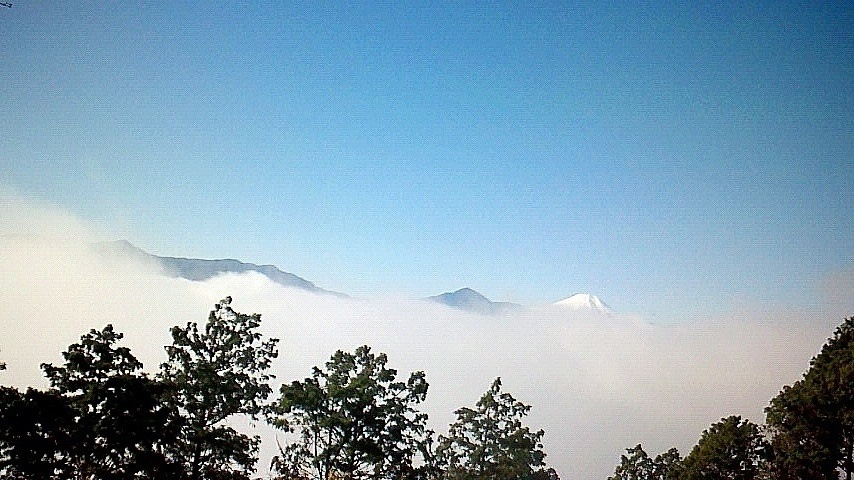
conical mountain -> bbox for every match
[553,293,611,314]
[427,287,521,315]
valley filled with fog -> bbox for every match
[1,230,842,479]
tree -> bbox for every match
[273,345,433,480]
[159,296,279,480]
[680,415,765,480]
[1,325,177,479]
[43,324,178,478]
[655,448,684,480]
[608,444,683,480]
[766,316,854,480]
[609,444,655,480]
[0,386,75,479]
[436,377,558,480]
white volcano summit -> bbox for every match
[553,293,612,314]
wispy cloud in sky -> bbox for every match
[1,196,844,479]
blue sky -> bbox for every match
[2,1,852,320]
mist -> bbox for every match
[0,198,843,479]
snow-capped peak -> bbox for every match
[553,293,611,313]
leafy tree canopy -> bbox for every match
[608,444,682,480]
[766,316,854,480]
[159,296,279,480]
[273,345,432,480]
[2,325,178,479]
[436,377,558,480]
[680,415,765,480]
[0,386,75,479]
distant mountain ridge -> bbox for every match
[94,241,613,312]
[427,287,521,315]
[94,240,337,295]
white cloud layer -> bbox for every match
[0,194,846,479]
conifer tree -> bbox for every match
[436,378,559,480]
[273,345,432,480]
[160,297,279,480]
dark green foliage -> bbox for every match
[608,444,683,480]
[43,325,179,478]
[680,416,765,480]
[12,302,851,480]
[655,448,685,480]
[436,377,558,480]
[609,445,654,480]
[611,417,763,480]
[273,345,432,480]
[0,387,74,479]
[159,296,279,480]
[765,380,838,479]
[1,325,178,479]
[0,298,279,479]
[766,316,854,480]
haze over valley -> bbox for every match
[1,199,847,478]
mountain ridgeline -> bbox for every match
[95,241,612,316]
[426,288,522,315]
[94,240,334,295]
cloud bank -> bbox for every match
[0,195,845,479]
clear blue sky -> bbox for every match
[2,1,852,320]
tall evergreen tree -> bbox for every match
[436,377,558,480]
[159,297,279,480]
[273,345,433,480]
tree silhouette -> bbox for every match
[2,325,177,478]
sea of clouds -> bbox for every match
[1,191,849,479]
